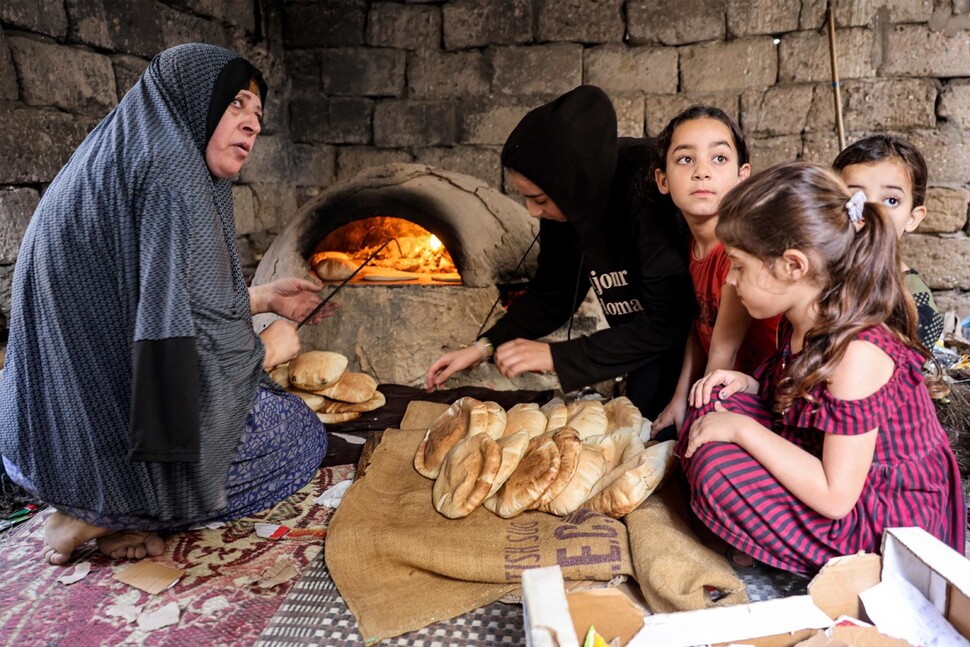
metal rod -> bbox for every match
[296,237,398,329]
[827,4,846,151]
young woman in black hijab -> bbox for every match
[426,85,694,418]
[0,44,335,565]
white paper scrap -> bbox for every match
[314,479,352,507]
[104,602,142,624]
[860,572,970,647]
[332,432,366,445]
[522,566,580,647]
[136,602,181,631]
[57,561,91,585]
[629,595,832,647]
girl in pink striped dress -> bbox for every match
[677,162,965,575]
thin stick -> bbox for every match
[827,4,846,151]
[296,238,399,329]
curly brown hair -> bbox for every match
[715,161,945,412]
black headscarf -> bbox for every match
[205,57,268,145]
[500,85,618,243]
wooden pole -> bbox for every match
[827,4,846,151]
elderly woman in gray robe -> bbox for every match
[0,43,332,565]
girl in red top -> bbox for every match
[680,162,964,575]
[653,106,781,435]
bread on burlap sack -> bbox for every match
[539,446,608,516]
[483,432,561,518]
[565,399,608,439]
[325,400,633,644]
[603,396,643,433]
[481,400,508,439]
[485,430,530,498]
[312,371,377,403]
[503,402,547,438]
[584,441,675,518]
[540,397,568,431]
[625,480,748,613]
[288,351,348,390]
[585,428,640,470]
[414,397,483,479]
[432,432,502,519]
[530,427,582,509]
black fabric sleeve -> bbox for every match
[129,337,201,462]
[481,220,587,346]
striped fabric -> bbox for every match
[679,319,966,575]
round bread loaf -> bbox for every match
[313,252,356,281]
[312,371,378,403]
[531,427,582,509]
[414,396,483,479]
[503,402,548,439]
[565,400,608,439]
[289,351,349,391]
[286,388,325,411]
[603,396,643,434]
[583,440,675,518]
[540,397,568,431]
[319,389,386,413]
[540,447,608,516]
[584,428,640,471]
[316,411,361,424]
[485,430,530,498]
[482,401,508,439]
[432,433,501,519]
[268,363,290,388]
[483,433,560,518]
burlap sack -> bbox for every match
[624,479,748,613]
[325,401,633,644]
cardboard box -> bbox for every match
[522,527,970,647]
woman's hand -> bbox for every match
[250,277,338,323]
[688,369,758,408]
[260,320,302,370]
[426,345,486,392]
[684,400,750,458]
[493,339,553,380]
[653,395,687,438]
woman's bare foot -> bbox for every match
[44,511,114,565]
[96,532,166,560]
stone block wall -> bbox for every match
[3,0,970,341]
[281,0,970,323]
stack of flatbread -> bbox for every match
[413,396,675,520]
[269,350,385,423]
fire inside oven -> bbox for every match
[308,216,460,284]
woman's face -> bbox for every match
[508,171,567,222]
[205,89,263,179]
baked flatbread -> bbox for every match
[312,251,356,281]
[503,402,547,439]
[565,399,608,439]
[604,396,643,434]
[289,351,348,391]
[319,389,386,413]
[316,411,361,424]
[531,427,582,509]
[584,428,640,471]
[540,397,568,431]
[483,401,508,439]
[541,447,608,516]
[287,388,325,411]
[583,440,676,518]
[432,433,502,519]
[485,430,530,498]
[268,363,289,388]
[312,371,378,403]
[483,433,560,518]
[414,396,482,479]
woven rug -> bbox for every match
[255,539,806,646]
[0,464,353,647]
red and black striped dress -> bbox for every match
[679,319,966,575]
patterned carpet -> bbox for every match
[255,542,807,647]
[0,464,353,647]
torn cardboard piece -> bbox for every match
[114,561,184,595]
[57,561,91,585]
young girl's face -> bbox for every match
[654,117,750,220]
[839,158,926,239]
[724,247,791,320]
[508,171,568,222]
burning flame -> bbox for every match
[429,235,442,251]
